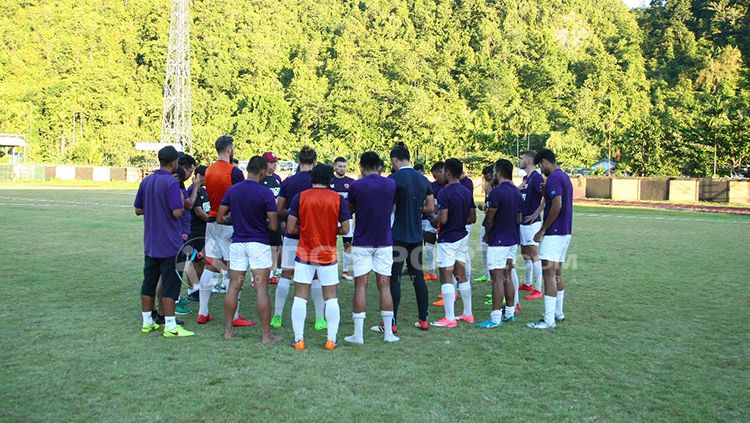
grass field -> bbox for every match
[1,188,748,422]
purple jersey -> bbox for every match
[134,169,184,258]
[426,181,445,218]
[330,175,355,200]
[459,176,474,197]
[348,173,397,247]
[543,169,573,235]
[520,170,544,225]
[279,170,312,239]
[221,180,278,244]
[436,182,475,243]
[486,182,521,246]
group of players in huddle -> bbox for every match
[134,135,573,349]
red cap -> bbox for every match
[262,151,278,163]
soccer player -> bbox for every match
[431,158,476,327]
[217,156,281,344]
[273,146,326,331]
[458,172,475,283]
[185,165,210,302]
[330,157,355,281]
[343,152,399,344]
[477,159,521,328]
[518,150,545,300]
[383,143,434,332]
[287,164,351,350]
[528,149,573,330]
[134,146,194,337]
[197,135,255,328]
[414,163,425,174]
[422,161,444,282]
[260,151,283,285]
[474,165,495,284]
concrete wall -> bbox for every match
[729,181,750,204]
[640,178,670,201]
[92,167,111,182]
[586,177,612,199]
[699,179,729,203]
[611,178,641,201]
[55,166,76,180]
[669,179,699,202]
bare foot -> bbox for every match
[262,333,282,345]
[224,329,237,340]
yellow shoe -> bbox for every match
[141,322,159,333]
[163,325,195,338]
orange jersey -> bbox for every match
[290,188,350,265]
[205,160,244,219]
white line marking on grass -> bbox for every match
[575,212,750,224]
[0,197,130,208]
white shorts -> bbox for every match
[539,235,572,263]
[520,222,542,246]
[437,235,469,268]
[205,222,232,260]
[338,218,354,239]
[487,245,516,270]
[422,219,436,234]
[293,262,339,286]
[280,237,299,269]
[229,242,272,271]
[352,246,393,277]
[510,244,518,264]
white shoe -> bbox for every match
[342,272,354,281]
[370,325,385,333]
[527,319,556,329]
[384,334,400,343]
[344,335,364,345]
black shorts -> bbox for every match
[342,236,353,244]
[270,228,283,247]
[188,236,205,259]
[141,255,180,300]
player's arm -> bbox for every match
[423,194,435,215]
[483,207,497,237]
[193,204,208,222]
[134,183,144,216]
[167,183,184,219]
[217,205,230,225]
[286,215,299,235]
[184,177,201,209]
[338,219,350,235]
[466,206,477,224]
[524,197,545,224]
[438,208,449,226]
[135,208,144,216]
[267,211,278,231]
[517,211,522,225]
[338,196,351,235]
[277,197,288,219]
[535,196,561,242]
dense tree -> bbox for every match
[0,0,746,176]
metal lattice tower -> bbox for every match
[160,0,192,152]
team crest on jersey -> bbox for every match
[344,183,350,190]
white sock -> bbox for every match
[311,279,325,319]
[425,243,435,273]
[274,277,291,316]
[511,268,519,307]
[533,260,543,291]
[490,309,503,324]
[220,270,228,288]
[381,310,399,342]
[504,304,515,319]
[556,290,565,316]
[524,259,533,285]
[544,295,556,326]
[324,298,340,343]
[442,283,456,321]
[343,251,352,273]
[165,315,177,330]
[142,311,153,325]
[464,251,472,281]
[451,275,458,291]
[352,312,365,340]
[291,296,307,342]
[458,281,472,317]
[198,269,218,316]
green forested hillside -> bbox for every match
[0,0,747,176]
